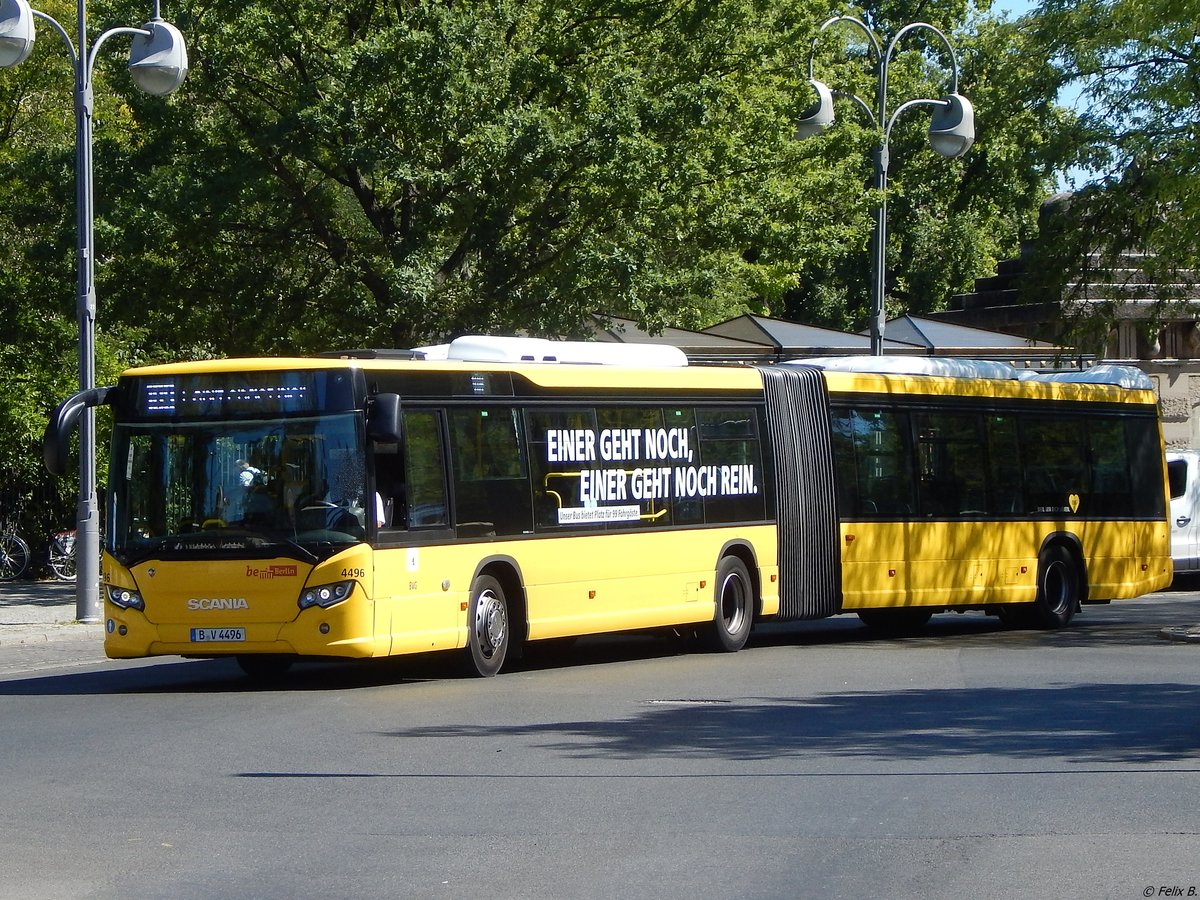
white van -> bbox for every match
[1167,449,1200,574]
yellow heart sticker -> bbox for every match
[1068,493,1080,513]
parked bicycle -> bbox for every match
[0,525,31,581]
[47,528,77,582]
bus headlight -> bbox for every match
[298,580,354,610]
[107,585,145,611]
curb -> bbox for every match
[0,622,105,646]
[1158,625,1200,644]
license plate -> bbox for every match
[190,627,246,643]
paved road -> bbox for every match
[1,584,1199,899]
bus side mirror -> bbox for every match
[44,386,113,476]
[367,393,403,443]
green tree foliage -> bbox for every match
[0,0,137,543]
[92,0,872,351]
[1024,0,1200,351]
[786,2,1071,329]
[0,0,1076,544]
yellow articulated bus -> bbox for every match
[44,337,1171,678]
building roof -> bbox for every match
[586,315,774,362]
[878,315,1060,353]
[589,315,765,349]
[704,314,922,355]
[562,312,1072,366]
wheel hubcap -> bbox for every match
[475,589,507,658]
[720,573,747,633]
[1043,561,1071,615]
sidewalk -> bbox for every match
[0,580,105,645]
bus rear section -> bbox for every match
[813,361,1172,629]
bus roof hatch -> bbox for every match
[418,335,689,368]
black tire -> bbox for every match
[0,533,31,581]
[1028,545,1080,629]
[236,654,294,680]
[708,556,754,652]
[48,542,76,582]
[857,607,934,633]
[466,574,510,677]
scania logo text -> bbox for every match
[187,598,249,610]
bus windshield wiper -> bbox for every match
[238,529,320,564]
[127,528,321,565]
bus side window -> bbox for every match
[695,407,766,523]
[374,442,404,527]
[526,408,599,531]
[1125,415,1167,518]
[596,405,676,528]
[1021,415,1087,513]
[849,408,914,517]
[915,411,987,517]
[830,410,859,517]
[448,407,532,537]
[1086,417,1132,516]
[375,410,449,530]
[986,414,1023,515]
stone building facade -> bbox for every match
[930,242,1200,449]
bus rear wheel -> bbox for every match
[1029,545,1080,629]
[466,574,509,677]
[708,556,754,652]
[999,546,1081,629]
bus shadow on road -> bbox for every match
[0,634,717,695]
[377,679,1200,767]
[751,598,1200,651]
[0,594,1194,696]
[0,656,449,695]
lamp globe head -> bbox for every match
[0,0,35,69]
[795,79,836,140]
[928,93,975,159]
[128,19,188,96]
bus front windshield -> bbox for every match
[109,413,368,563]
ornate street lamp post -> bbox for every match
[797,15,975,355]
[0,0,187,622]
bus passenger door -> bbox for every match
[372,409,460,654]
[833,406,914,609]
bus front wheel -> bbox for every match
[708,556,754,652]
[466,574,510,677]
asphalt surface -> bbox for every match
[4,581,1200,899]
[3,576,1199,649]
